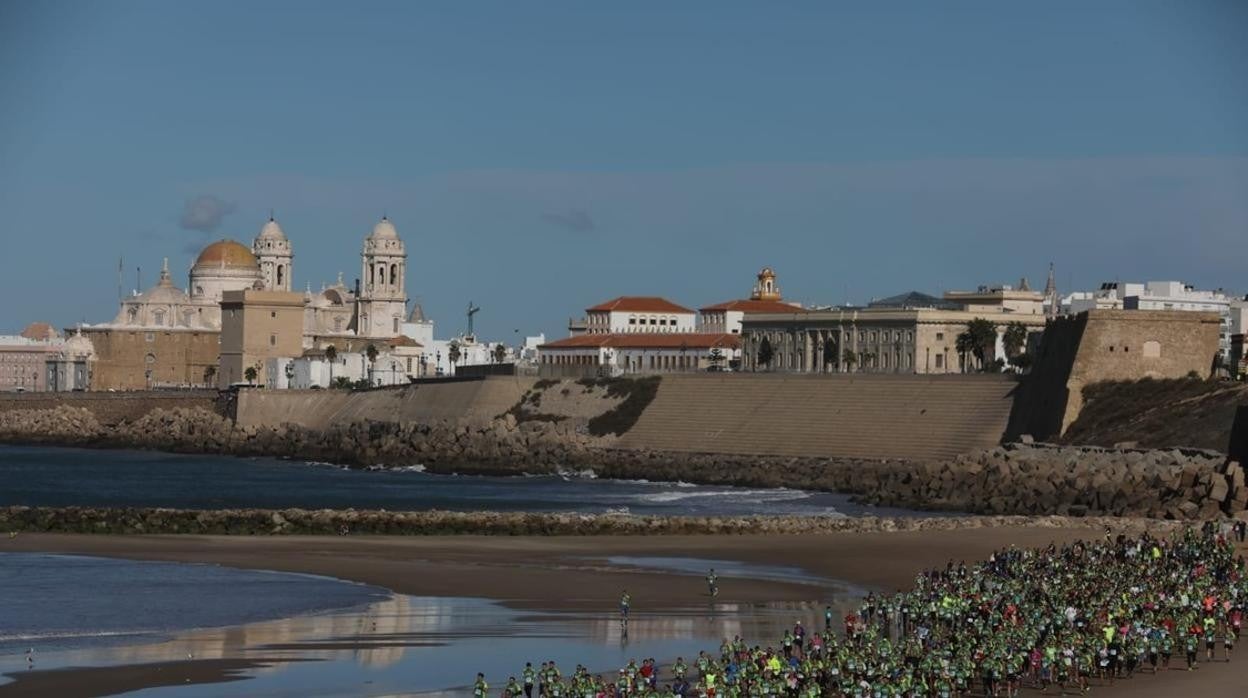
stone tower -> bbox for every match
[751,267,782,302]
[253,216,293,292]
[357,216,408,338]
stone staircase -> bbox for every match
[616,373,1017,461]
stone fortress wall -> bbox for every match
[0,390,217,426]
[1007,309,1222,442]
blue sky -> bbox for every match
[2,1,1246,340]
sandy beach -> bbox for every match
[3,525,1248,696]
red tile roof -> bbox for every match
[541,332,740,350]
[586,297,695,314]
[699,299,804,313]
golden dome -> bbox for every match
[194,239,258,269]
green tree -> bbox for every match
[493,343,508,364]
[1003,322,1028,360]
[331,376,353,389]
[842,348,857,372]
[708,347,725,368]
[365,343,379,385]
[757,337,774,370]
[859,351,876,371]
[324,344,338,386]
[964,318,998,371]
[243,365,258,385]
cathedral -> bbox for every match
[83,216,413,389]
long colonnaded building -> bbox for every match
[739,280,1049,373]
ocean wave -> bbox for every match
[556,468,598,480]
[634,488,813,504]
[0,629,154,643]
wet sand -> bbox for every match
[0,658,315,698]
[4,525,1248,696]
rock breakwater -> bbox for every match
[0,505,1180,537]
[1,406,1243,521]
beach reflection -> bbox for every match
[7,564,864,697]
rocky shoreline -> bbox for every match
[2,405,1245,522]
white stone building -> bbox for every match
[573,297,697,335]
[1063,281,1238,357]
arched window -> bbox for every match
[153,310,165,326]
[277,265,284,287]
[378,265,386,284]
[390,264,397,286]
[369,265,375,286]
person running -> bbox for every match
[473,673,489,698]
[505,676,522,698]
[522,662,535,698]
[619,590,631,623]
[706,568,719,598]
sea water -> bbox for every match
[0,553,388,655]
[0,445,928,517]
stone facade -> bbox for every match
[218,290,306,387]
[740,308,1046,373]
[80,326,220,390]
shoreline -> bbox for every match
[1,406,1240,520]
[5,528,1248,696]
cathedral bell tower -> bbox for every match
[357,216,408,338]
[252,215,294,291]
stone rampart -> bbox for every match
[0,391,218,426]
[2,405,1241,521]
[233,377,537,429]
[1008,310,1222,441]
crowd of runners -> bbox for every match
[474,524,1246,697]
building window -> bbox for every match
[145,332,154,342]
[270,334,276,346]
[271,311,277,318]
[936,332,944,341]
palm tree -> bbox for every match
[1003,322,1028,360]
[965,318,998,370]
[365,343,379,385]
[955,332,974,373]
[492,343,507,364]
[324,344,338,387]
[243,366,258,386]
[203,365,217,387]
[448,340,461,374]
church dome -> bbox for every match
[369,216,399,240]
[194,240,259,269]
[256,216,287,241]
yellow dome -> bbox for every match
[194,239,258,269]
